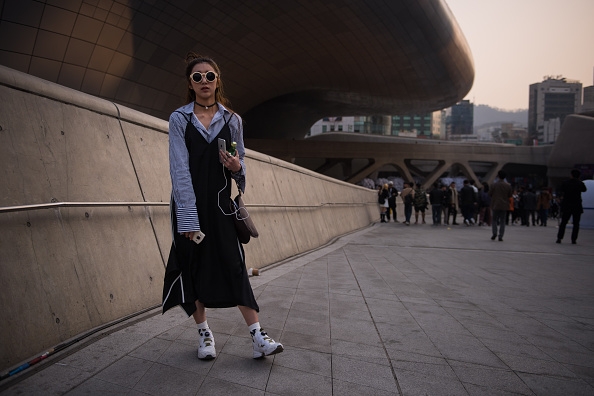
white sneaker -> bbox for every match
[251,328,284,359]
[197,328,216,360]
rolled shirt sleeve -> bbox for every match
[169,110,200,233]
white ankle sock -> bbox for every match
[248,322,261,335]
[196,320,209,330]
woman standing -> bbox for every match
[162,52,283,360]
[378,184,390,222]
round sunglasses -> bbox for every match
[189,71,218,83]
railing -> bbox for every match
[0,201,376,214]
[0,202,169,214]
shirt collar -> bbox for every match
[181,101,230,117]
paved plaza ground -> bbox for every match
[1,220,593,395]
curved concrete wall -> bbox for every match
[547,114,594,187]
[0,66,377,371]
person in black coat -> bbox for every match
[556,169,588,244]
[429,182,444,225]
[522,188,537,226]
[459,180,477,226]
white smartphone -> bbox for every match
[217,138,226,162]
[191,231,206,244]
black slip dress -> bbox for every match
[162,112,259,316]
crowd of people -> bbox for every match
[377,169,588,243]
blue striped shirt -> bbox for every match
[169,102,246,233]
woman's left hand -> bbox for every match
[219,149,241,172]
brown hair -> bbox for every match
[184,52,233,110]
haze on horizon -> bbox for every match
[446,0,594,111]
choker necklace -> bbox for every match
[194,101,216,110]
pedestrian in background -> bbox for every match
[387,181,399,222]
[478,182,491,226]
[489,170,513,241]
[556,169,587,244]
[460,180,476,226]
[401,182,415,225]
[378,184,390,223]
[537,186,552,227]
[440,184,450,224]
[446,182,459,225]
[523,187,537,226]
[470,179,479,222]
[429,182,444,225]
[413,183,428,224]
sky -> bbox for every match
[445,0,594,110]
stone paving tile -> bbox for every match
[381,327,443,358]
[1,363,90,395]
[272,346,331,377]
[495,352,578,379]
[332,378,398,396]
[329,317,383,347]
[283,317,330,339]
[266,365,332,395]
[463,382,534,396]
[64,377,132,395]
[480,336,554,361]
[208,353,272,391]
[57,342,130,375]
[128,338,172,362]
[427,332,508,368]
[518,372,594,396]
[197,376,265,395]
[564,363,594,387]
[394,367,469,396]
[285,303,329,323]
[278,330,332,354]
[449,361,534,395]
[156,340,215,375]
[3,225,594,396]
[154,323,186,341]
[332,355,399,393]
[219,334,258,359]
[94,355,153,389]
[391,359,458,380]
[330,339,390,366]
[132,362,203,396]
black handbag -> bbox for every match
[229,188,258,244]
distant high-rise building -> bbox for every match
[448,100,474,138]
[582,85,594,113]
[309,111,444,138]
[391,111,444,138]
[528,76,582,144]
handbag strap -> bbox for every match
[235,179,243,197]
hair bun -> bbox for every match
[185,51,203,63]
[185,51,214,64]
